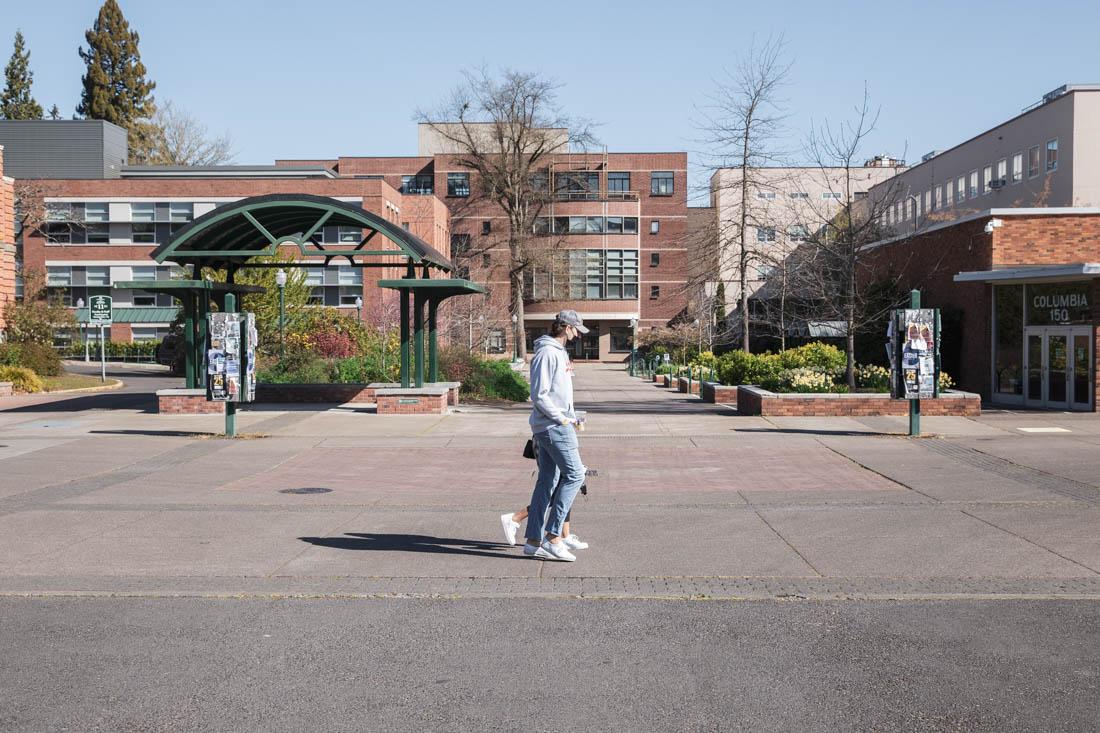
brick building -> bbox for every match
[6,120,689,359]
[278,126,690,361]
[0,145,15,333]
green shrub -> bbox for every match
[691,351,717,369]
[0,365,43,393]
[257,352,334,384]
[439,347,529,401]
[776,342,847,372]
[481,359,529,401]
[716,350,782,387]
[777,367,832,393]
[0,342,62,376]
[333,354,392,384]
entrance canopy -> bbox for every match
[955,263,1100,284]
[149,194,485,389]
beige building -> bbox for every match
[0,145,15,334]
[708,161,903,310]
[870,84,1100,229]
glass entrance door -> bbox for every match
[568,326,600,360]
[1024,327,1093,410]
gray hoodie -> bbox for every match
[529,334,576,434]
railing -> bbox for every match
[551,190,640,202]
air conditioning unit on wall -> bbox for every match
[989,179,1007,190]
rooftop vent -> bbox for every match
[1043,85,1069,104]
[921,150,941,163]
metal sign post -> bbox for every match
[88,295,112,383]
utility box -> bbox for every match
[206,311,257,402]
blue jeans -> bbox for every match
[524,424,585,542]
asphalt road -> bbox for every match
[2,598,1097,732]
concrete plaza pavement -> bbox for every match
[4,363,1100,729]
[1,362,1099,599]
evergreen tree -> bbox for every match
[1,31,44,120]
[76,0,157,162]
[47,104,60,120]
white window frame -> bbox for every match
[1011,153,1023,183]
[956,176,966,203]
[84,203,109,223]
[1046,139,1058,172]
[983,165,993,195]
[1028,145,1040,178]
[996,158,1007,185]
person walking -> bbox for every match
[522,310,589,561]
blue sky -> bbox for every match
[7,0,1100,201]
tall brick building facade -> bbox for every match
[0,145,15,333]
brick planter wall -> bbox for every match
[736,386,981,417]
[256,383,377,403]
[676,376,701,395]
[376,387,449,415]
[661,374,675,388]
[157,389,225,414]
[700,381,738,405]
[0,381,12,398]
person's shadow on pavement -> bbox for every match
[298,533,527,560]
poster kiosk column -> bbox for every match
[888,290,941,437]
[205,293,258,437]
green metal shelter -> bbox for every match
[147,193,485,389]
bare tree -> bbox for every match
[789,89,910,387]
[417,68,595,360]
[696,35,791,352]
[147,100,234,166]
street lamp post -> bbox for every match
[275,269,287,361]
[355,295,363,324]
[629,317,638,376]
[511,313,519,362]
[76,298,88,362]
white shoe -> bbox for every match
[523,542,552,559]
[541,540,576,562]
[562,534,589,551]
[500,513,520,546]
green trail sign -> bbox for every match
[89,295,113,324]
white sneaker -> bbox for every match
[523,542,552,559]
[541,540,576,562]
[562,534,589,551]
[500,513,520,546]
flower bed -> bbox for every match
[736,385,980,417]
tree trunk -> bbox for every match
[739,158,751,353]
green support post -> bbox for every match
[183,293,195,389]
[909,289,921,437]
[225,293,237,438]
[413,291,425,388]
[196,294,209,389]
[428,298,439,383]
[688,365,693,394]
[399,287,410,388]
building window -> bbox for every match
[650,220,659,234]
[623,217,638,234]
[1028,145,1040,178]
[650,171,674,196]
[132,223,156,243]
[821,192,841,200]
[131,202,155,222]
[650,252,660,267]
[606,217,624,234]
[996,158,1007,186]
[131,326,164,343]
[486,328,506,354]
[451,233,471,255]
[604,249,638,299]
[131,266,156,282]
[482,253,490,268]
[84,203,109,223]
[85,266,110,287]
[756,191,776,200]
[169,203,193,222]
[338,287,361,306]
[400,174,433,194]
[1046,139,1058,172]
[555,171,599,200]
[132,291,156,307]
[968,170,979,198]
[44,223,72,244]
[586,216,605,234]
[789,192,808,199]
[447,172,470,197]
[650,285,660,299]
[337,266,362,286]
[923,190,931,211]
[1011,153,1023,183]
[757,227,776,242]
[482,220,491,235]
[609,327,633,353]
[787,224,809,242]
[933,185,943,210]
[608,171,630,194]
[946,180,954,206]
[983,165,993,195]
[338,226,360,243]
[47,266,71,287]
[956,176,966,203]
[86,223,110,244]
